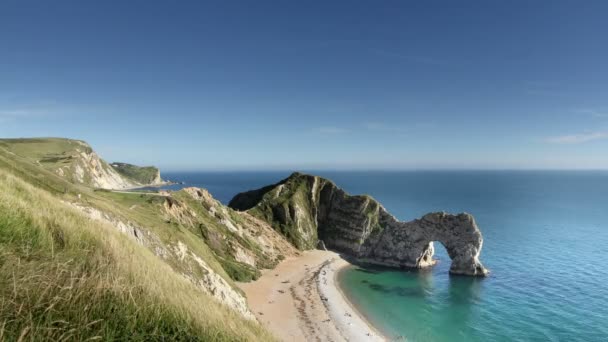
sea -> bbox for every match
[156,171,608,342]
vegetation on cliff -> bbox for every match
[229,172,488,276]
[0,138,290,341]
[229,172,384,251]
[0,138,135,189]
[229,173,324,249]
[0,171,275,341]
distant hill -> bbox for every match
[110,162,163,185]
[0,138,159,189]
[0,138,135,189]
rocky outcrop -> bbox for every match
[69,145,138,189]
[168,187,298,278]
[66,201,256,319]
[229,172,489,276]
[359,212,488,276]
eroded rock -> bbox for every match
[229,172,489,277]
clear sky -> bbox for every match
[1,1,607,170]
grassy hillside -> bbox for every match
[0,139,285,341]
[0,138,135,189]
[110,162,161,185]
[169,189,295,282]
[0,169,274,341]
[0,138,93,163]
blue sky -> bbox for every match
[1,1,607,170]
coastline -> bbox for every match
[319,258,387,341]
[237,250,387,341]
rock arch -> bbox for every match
[229,172,489,277]
[361,212,489,276]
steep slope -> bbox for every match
[110,162,163,185]
[167,187,298,281]
[0,167,275,341]
[0,138,298,340]
[0,138,149,189]
[229,172,325,250]
[229,172,489,276]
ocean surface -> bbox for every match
[160,171,608,342]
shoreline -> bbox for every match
[318,257,387,341]
[237,250,387,341]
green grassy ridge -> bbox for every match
[110,162,161,185]
[0,141,240,288]
[91,190,238,285]
[0,137,117,187]
[0,138,93,161]
[0,138,280,285]
[0,138,282,341]
[0,143,92,200]
[0,169,274,341]
[0,138,162,188]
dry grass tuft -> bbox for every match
[0,170,275,341]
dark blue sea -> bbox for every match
[160,171,608,341]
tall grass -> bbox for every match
[0,170,275,341]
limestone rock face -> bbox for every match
[229,172,489,277]
[167,187,299,281]
[67,201,256,319]
[360,212,488,276]
[72,149,137,189]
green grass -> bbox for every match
[217,257,261,282]
[245,174,320,250]
[0,137,118,187]
[92,190,238,283]
[0,140,279,340]
[0,140,278,285]
[0,168,275,341]
[170,191,280,281]
[0,138,92,161]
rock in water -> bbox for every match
[229,172,489,277]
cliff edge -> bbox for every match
[0,138,161,189]
[110,162,163,185]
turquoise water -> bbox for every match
[163,171,608,341]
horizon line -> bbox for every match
[159,168,608,173]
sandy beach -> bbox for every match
[238,250,385,342]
